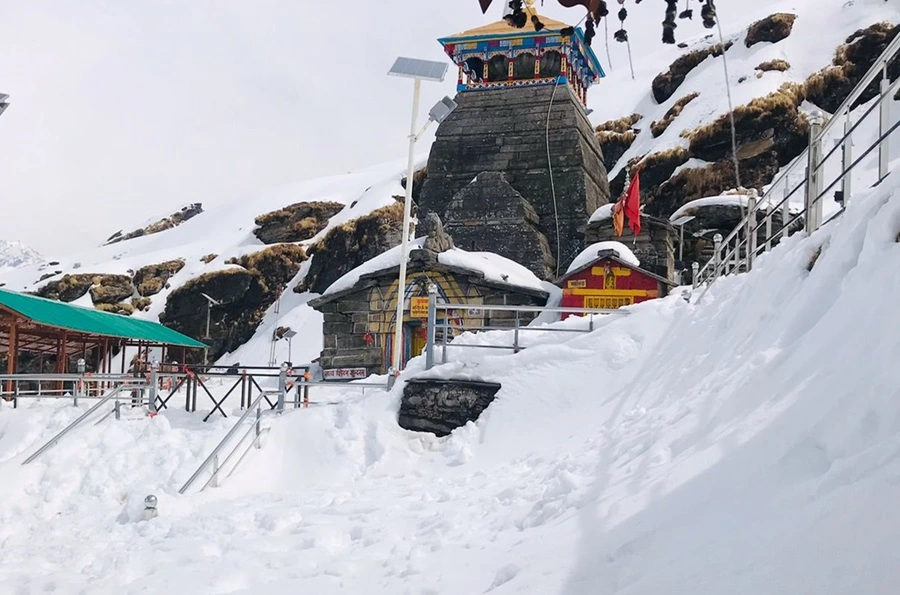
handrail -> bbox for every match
[694,37,900,290]
[178,391,273,494]
[21,383,143,465]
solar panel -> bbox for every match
[388,57,449,82]
[671,215,696,227]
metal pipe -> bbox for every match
[179,392,272,494]
[879,69,891,182]
[425,283,437,370]
[22,385,129,465]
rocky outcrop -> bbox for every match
[95,302,135,316]
[89,275,134,305]
[399,379,502,437]
[650,93,699,138]
[226,244,308,296]
[745,13,797,48]
[36,274,96,302]
[160,268,268,361]
[400,167,428,202]
[133,259,185,297]
[300,202,404,295]
[804,23,900,113]
[756,59,791,74]
[687,83,808,164]
[105,204,203,245]
[652,42,732,104]
[253,201,344,244]
[595,113,642,172]
[443,173,556,280]
[131,296,152,312]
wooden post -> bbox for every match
[120,340,126,374]
[57,330,68,395]
[5,316,17,395]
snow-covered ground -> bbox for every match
[2,164,899,593]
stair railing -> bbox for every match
[694,33,900,291]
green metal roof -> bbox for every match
[0,287,206,348]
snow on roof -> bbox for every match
[566,241,640,275]
[588,203,616,224]
[322,240,546,298]
[670,193,751,222]
[437,249,544,292]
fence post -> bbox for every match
[783,182,791,237]
[879,67,890,182]
[843,110,853,206]
[75,358,86,407]
[148,360,158,413]
[255,403,262,448]
[277,362,287,412]
[425,283,437,370]
[745,190,758,271]
[805,111,826,234]
[513,312,521,354]
[114,399,121,421]
[712,233,723,281]
[765,209,773,253]
[691,262,700,289]
[441,318,448,364]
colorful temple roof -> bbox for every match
[437,7,605,105]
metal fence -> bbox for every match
[420,287,629,370]
[694,33,900,290]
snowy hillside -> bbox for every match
[0,239,43,271]
[1,160,899,594]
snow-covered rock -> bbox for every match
[0,240,43,271]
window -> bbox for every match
[513,52,536,80]
[464,57,484,82]
[488,55,509,82]
[540,50,561,78]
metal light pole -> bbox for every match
[201,293,221,366]
[283,329,297,364]
[386,57,457,384]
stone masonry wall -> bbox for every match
[418,85,611,278]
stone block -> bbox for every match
[399,379,502,437]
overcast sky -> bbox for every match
[0,0,720,256]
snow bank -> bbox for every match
[588,203,615,224]
[567,241,641,274]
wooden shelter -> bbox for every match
[0,287,206,377]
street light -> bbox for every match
[386,57,458,383]
[0,94,8,119]
[670,215,696,263]
[200,293,221,365]
[283,329,297,364]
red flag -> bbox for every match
[623,171,641,236]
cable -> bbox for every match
[625,38,635,80]
[604,15,613,71]
[714,9,742,196]
[545,74,563,277]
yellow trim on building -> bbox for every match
[563,288,658,298]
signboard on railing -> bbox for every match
[324,368,367,381]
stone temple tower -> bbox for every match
[417,1,610,280]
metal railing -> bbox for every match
[178,391,275,494]
[694,34,900,290]
[422,288,630,370]
[21,380,147,465]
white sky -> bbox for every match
[0,0,749,256]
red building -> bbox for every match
[557,246,673,317]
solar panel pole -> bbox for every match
[389,77,422,385]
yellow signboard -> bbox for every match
[410,297,430,318]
